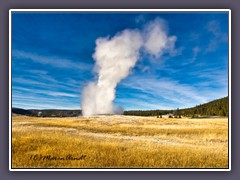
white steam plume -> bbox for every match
[81,18,176,117]
[143,18,177,58]
[82,30,143,116]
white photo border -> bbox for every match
[9,9,231,171]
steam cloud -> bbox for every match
[81,18,176,117]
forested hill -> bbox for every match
[124,96,229,117]
[177,96,228,117]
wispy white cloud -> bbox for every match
[12,101,79,110]
[13,85,79,98]
[207,20,223,38]
[206,39,219,52]
[47,92,78,97]
[121,76,207,108]
[116,98,173,110]
[12,50,91,70]
[205,20,228,52]
[28,69,48,75]
[13,77,44,86]
[12,76,82,93]
[12,90,80,109]
[191,67,228,87]
[135,15,146,24]
[182,46,201,65]
[120,73,227,110]
[192,46,200,62]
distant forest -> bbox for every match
[12,96,228,117]
[12,108,82,117]
[124,96,228,117]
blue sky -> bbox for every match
[11,11,229,110]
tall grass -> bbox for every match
[12,115,228,168]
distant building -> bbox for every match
[38,112,42,117]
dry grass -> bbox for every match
[11,115,228,168]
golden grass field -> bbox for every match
[12,115,228,168]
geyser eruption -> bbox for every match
[81,18,176,117]
[82,30,143,116]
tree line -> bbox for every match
[124,96,228,117]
